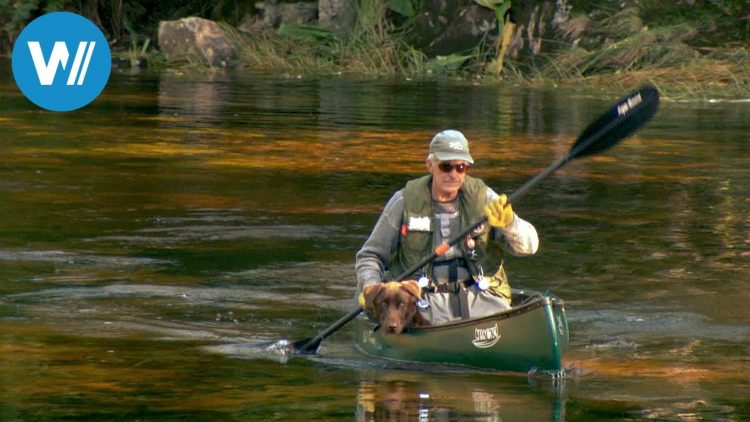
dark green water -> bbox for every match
[1,60,749,420]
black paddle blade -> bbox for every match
[571,84,660,160]
[284,86,659,360]
[292,336,321,355]
[289,308,363,356]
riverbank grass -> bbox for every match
[128,0,749,102]
[224,19,749,100]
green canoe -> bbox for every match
[353,288,569,373]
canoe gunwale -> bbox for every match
[358,289,564,333]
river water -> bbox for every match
[1,61,749,421]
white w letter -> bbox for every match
[27,41,70,85]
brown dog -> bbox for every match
[362,280,430,334]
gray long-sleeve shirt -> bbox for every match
[355,187,539,289]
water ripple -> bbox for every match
[0,249,174,267]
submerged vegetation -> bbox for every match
[1,0,749,99]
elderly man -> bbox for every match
[355,129,539,324]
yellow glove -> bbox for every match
[484,194,514,228]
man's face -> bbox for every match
[427,159,468,200]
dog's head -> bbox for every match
[362,280,423,334]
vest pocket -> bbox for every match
[400,230,432,259]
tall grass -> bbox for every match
[227,0,492,79]
[227,0,426,78]
[497,8,750,99]
[186,1,750,99]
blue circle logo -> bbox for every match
[11,12,111,112]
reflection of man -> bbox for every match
[356,130,539,324]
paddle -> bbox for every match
[291,84,660,355]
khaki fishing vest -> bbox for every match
[387,175,511,300]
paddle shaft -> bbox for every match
[295,85,660,354]
[397,101,647,278]
[393,150,569,280]
[297,147,575,353]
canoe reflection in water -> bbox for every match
[355,375,565,421]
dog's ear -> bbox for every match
[363,283,386,312]
[399,280,422,300]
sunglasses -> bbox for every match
[437,162,469,174]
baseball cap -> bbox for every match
[428,130,474,164]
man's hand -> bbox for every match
[484,194,514,228]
